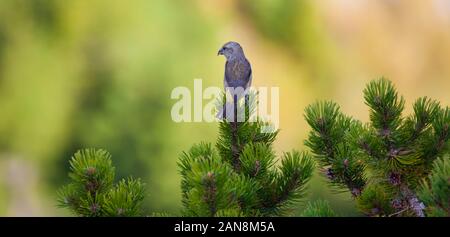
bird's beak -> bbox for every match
[217,48,224,56]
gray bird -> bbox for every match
[217,41,252,121]
[217,41,252,90]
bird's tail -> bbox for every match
[216,93,242,122]
[231,93,239,171]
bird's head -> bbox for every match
[218,41,244,60]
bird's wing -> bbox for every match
[225,59,252,89]
[246,68,252,88]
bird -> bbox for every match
[217,41,252,121]
[217,41,252,90]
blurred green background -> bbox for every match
[0,0,449,216]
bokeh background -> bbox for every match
[0,0,449,216]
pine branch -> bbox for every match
[301,200,337,217]
[57,149,146,217]
[103,178,146,217]
[418,155,450,216]
[364,78,404,145]
[305,78,450,216]
[265,151,314,213]
[305,101,366,195]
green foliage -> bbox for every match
[301,200,337,217]
[304,100,366,195]
[273,151,315,207]
[356,183,393,216]
[57,149,146,217]
[364,79,405,134]
[418,155,450,217]
[305,78,450,217]
[179,92,314,216]
[102,178,146,217]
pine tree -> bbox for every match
[57,149,146,217]
[179,92,315,216]
[304,78,450,217]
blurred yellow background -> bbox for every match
[0,0,449,216]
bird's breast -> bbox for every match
[225,59,251,82]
